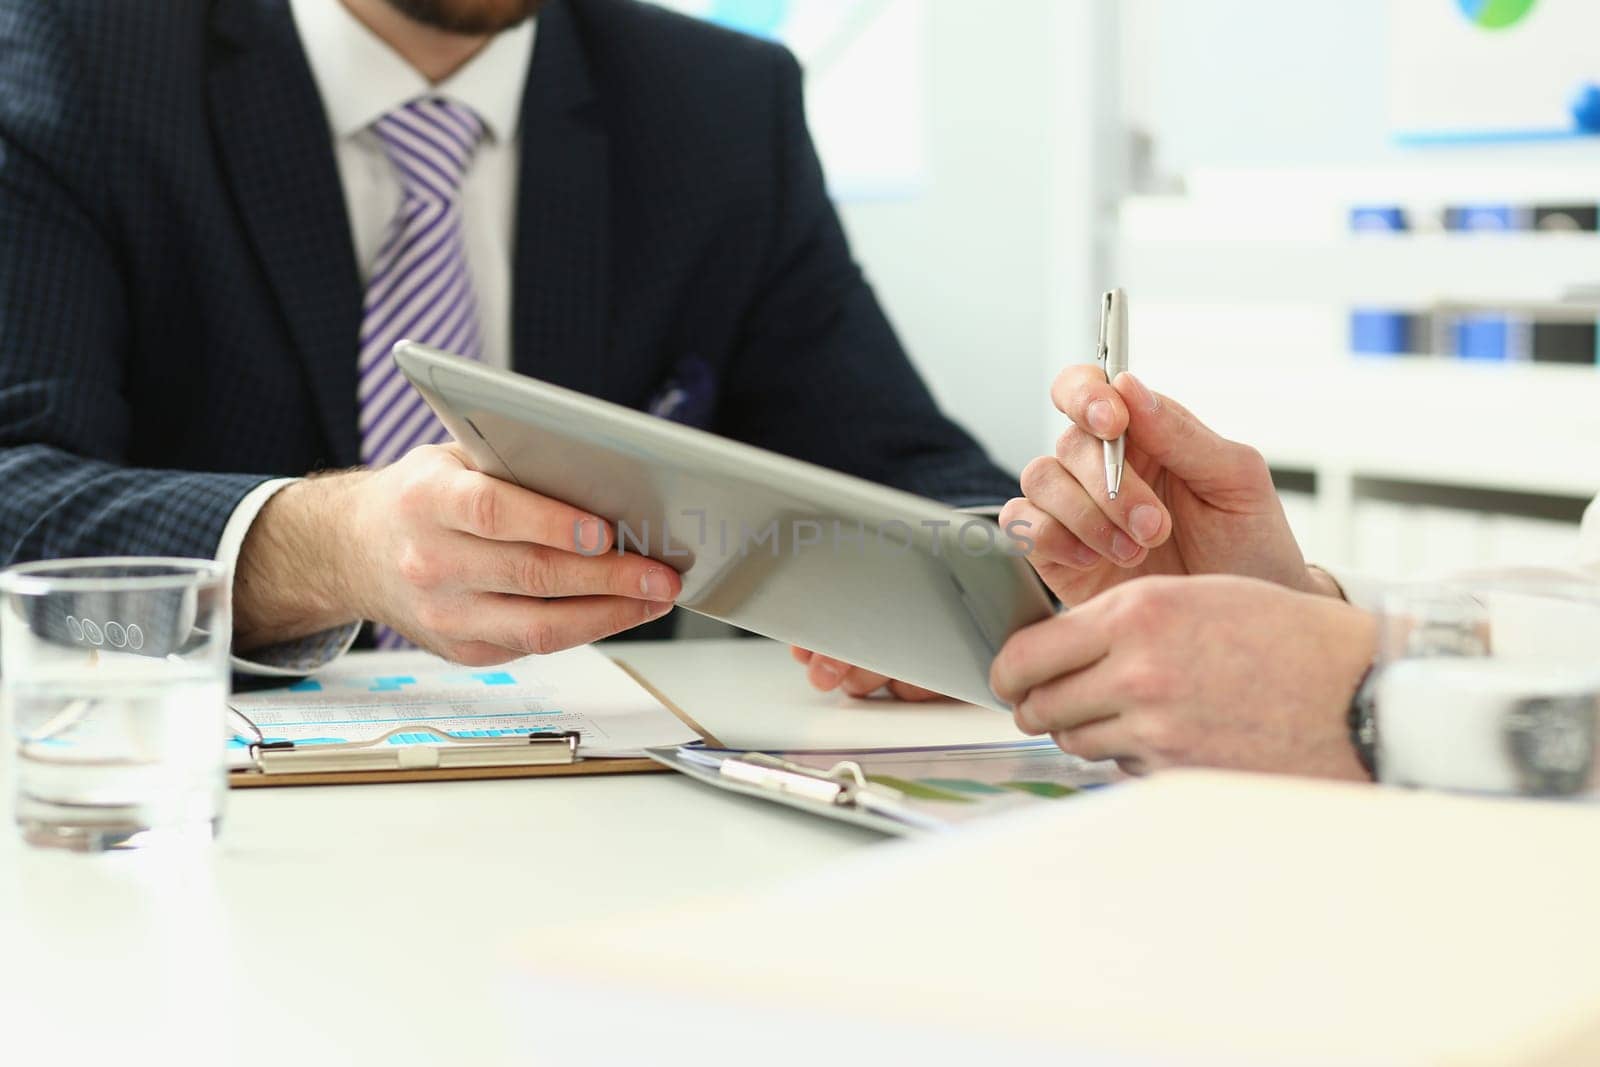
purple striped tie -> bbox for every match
[358,97,487,470]
[358,98,486,650]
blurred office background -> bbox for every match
[664,0,1600,578]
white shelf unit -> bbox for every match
[1116,166,1600,577]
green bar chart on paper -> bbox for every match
[1001,781,1079,799]
[772,740,1118,824]
[869,775,1084,804]
[868,776,977,803]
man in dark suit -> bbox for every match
[0,0,1015,671]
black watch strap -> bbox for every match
[1347,663,1379,780]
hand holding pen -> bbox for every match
[999,289,1328,608]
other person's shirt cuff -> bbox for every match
[1580,496,1600,575]
[217,478,360,676]
[1313,565,1387,613]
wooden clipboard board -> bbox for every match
[229,659,721,789]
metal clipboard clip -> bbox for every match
[239,720,581,776]
[717,752,907,818]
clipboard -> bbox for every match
[647,739,1121,835]
[229,659,720,789]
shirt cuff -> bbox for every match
[1579,496,1600,575]
[217,477,362,677]
[1313,565,1389,614]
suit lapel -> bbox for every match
[512,0,613,398]
[208,0,362,467]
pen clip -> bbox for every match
[1096,290,1113,369]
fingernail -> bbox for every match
[1123,372,1158,413]
[814,660,841,682]
[1086,400,1115,436]
[575,518,607,554]
[1070,541,1102,568]
[1014,697,1038,733]
[1110,531,1140,562]
[641,569,673,601]
[1130,505,1162,544]
[642,600,673,620]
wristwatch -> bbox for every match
[1347,664,1379,780]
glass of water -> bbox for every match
[1375,578,1600,796]
[0,558,230,850]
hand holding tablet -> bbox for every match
[394,342,1053,709]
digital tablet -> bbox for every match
[394,342,1054,709]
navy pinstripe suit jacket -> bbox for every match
[0,0,1015,574]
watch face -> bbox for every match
[1406,618,1492,659]
[1502,695,1597,797]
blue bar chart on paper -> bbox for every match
[228,647,699,759]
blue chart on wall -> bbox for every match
[655,0,927,199]
[1391,0,1600,144]
[705,0,790,38]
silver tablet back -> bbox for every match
[394,342,1052,709]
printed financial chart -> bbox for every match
[232,665,576,746]
[226,649,700,757]
[780,740,1121,824]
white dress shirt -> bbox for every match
[218,2,536,672]
[289,0,533,369]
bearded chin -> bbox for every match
[383,0,545,35]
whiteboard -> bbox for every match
[1390,0,1600,143]
[652,0,928,199]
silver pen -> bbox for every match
[1096,288,1129,500]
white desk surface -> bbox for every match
[523,769,1600,1067]
[0,638,1025,1065]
